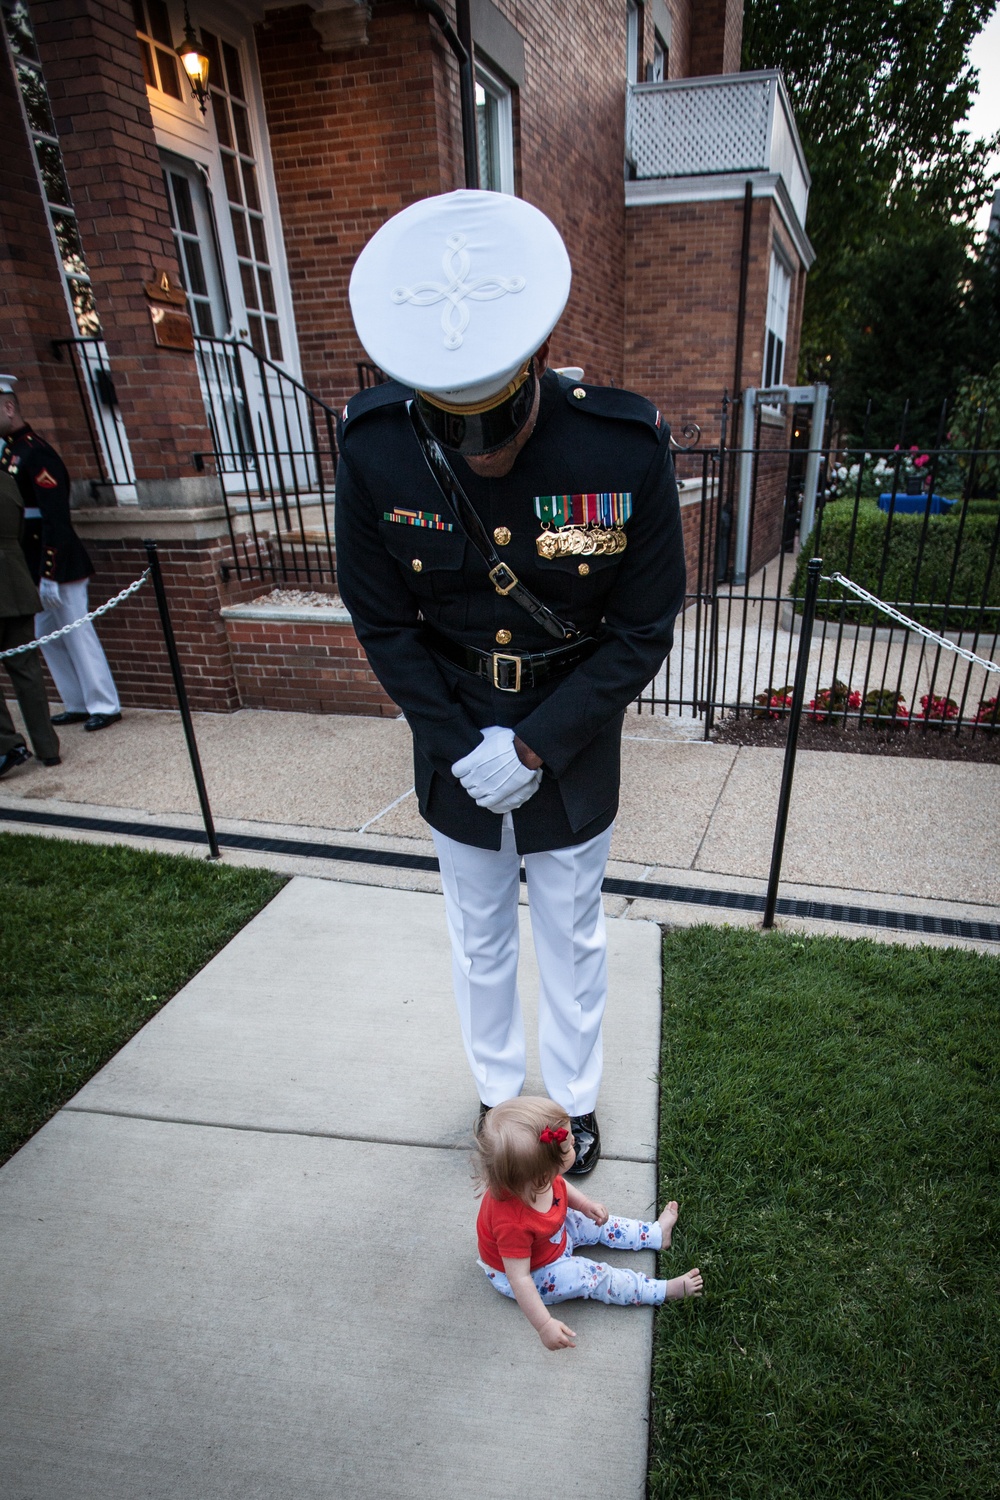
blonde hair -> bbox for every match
[473,1096,571,1203]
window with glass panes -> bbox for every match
[475,65,514,195]
[132,0,184,101]
[763,251,792,390]
[200,28,282,362]
[161,166,217,335]
[1,0,101,336]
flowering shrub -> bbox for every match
[864,688,909,720]
[808,679,861,722]
[918,694,959,722]
[871,446,931,491]
[823,460,863,501]
[753,686,794,719]
[975,697,999,726]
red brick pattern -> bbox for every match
[689,0,743,77]
[30,0,211,482]
[226,618,398,716]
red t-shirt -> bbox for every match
[477,1176,569,1272]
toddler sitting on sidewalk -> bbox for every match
[474,1096,702,1350]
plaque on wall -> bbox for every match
[143,268,187,306]
[149,305,195,351]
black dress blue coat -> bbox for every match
[334,369,686,853]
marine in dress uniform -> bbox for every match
[0,377,121,732]
[335,192,685,1173]
[0,470,61,778]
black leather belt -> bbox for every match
[423,624,599,693]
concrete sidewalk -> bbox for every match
[1,702,998,947]
[0,878,667,1500]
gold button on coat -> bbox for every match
[495,628,512,645]
[493,526,511,546]
[578,562,590,575]
[411,558,422,572]
[573,387,586,399]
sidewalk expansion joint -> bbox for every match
[3,804,998,944]
[61,1104,654,1163]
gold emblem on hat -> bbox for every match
[493,526,511,546]
[495,628,512,645]
[411,558,423,572]
[535,525,627,559]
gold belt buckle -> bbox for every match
[492,653,522,692]
[488,562,519,596]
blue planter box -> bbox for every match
[877,492,956,515]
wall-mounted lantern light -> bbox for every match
[176,5,210,115]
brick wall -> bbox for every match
[31,0,211,482]
[83,537,249,711]
[256,0,630,403]
[688,0,743,76]
[225,616,399,716]
[0,40,95,476]
[77,529,396,717]
[254,3,449,409]
[490,1,628,385]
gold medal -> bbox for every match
[534,524,628,559]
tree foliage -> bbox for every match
[744,0,1000,438]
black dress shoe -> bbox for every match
[0,745,32,778]
[566,1112,601,1176]
[50,711,88,725]
[83,712,122,732]
[41,755,62,767]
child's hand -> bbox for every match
[540,1317,576,1350]
[583,1199,609,1226]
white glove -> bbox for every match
[452,726,543,814]
[38,578,62,607]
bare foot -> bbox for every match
[665,1268,702,1300]
[657,1200,680,1248]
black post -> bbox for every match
[762,556,822,928]
[454,0,480,189]
[143,540,221,860]
[414,0,479,189]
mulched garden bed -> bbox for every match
[711,714,1000,763]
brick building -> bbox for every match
[0,0,813,713]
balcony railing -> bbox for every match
[626,69,810,226]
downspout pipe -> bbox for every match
[412,0,480,189]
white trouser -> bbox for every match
[36,578,120,717]
[432,813,613,1115]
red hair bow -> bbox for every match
[539,1126,568,1144]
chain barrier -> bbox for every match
[825,572,1000,675]
[0,569,151,662]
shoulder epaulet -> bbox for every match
[562,380,668,440]
[339,379,412,436]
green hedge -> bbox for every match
[795,498,1000,628]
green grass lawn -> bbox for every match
[0,833,285,1165]
[652,927,999,1499]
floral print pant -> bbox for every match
[480,1208,667,1307]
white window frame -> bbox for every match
[475,61,515,195]
[762,248,793,393]
[626,1,640,85]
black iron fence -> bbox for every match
[638,393,1000,735]
[192,336,340,590]
[51,336,135,490]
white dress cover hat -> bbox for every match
[349,190,572,406]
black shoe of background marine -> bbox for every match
[0,745,31,778]
[566,1113,601,1176]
